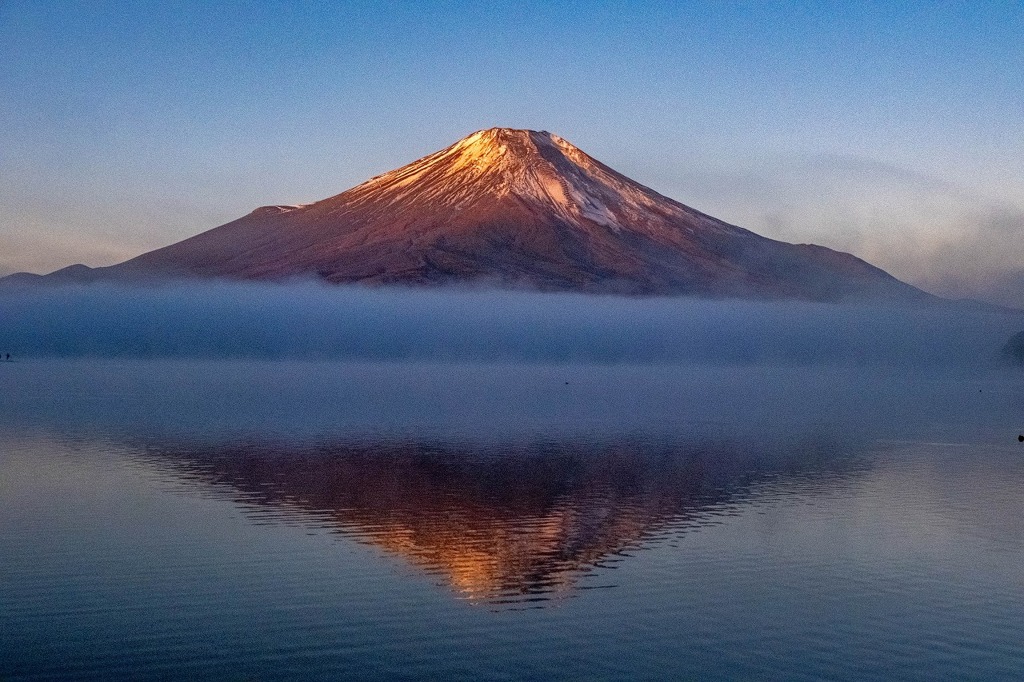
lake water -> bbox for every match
[2,360,1024,680]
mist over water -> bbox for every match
[0,281,1020,365]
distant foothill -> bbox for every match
[1004,330,1024,364]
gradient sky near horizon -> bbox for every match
[2,1,1022,304]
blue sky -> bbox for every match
[2,1,1022,302]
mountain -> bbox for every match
[7,128,930,301]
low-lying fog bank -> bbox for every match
[0,281,1020,365]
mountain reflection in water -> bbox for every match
[139,436,869,606]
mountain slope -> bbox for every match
[19,128,929,301]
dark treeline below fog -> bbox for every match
[0,282,1021,366]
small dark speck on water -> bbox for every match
[1018,435,1023,442]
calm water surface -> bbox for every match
[2,360,1024,680]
